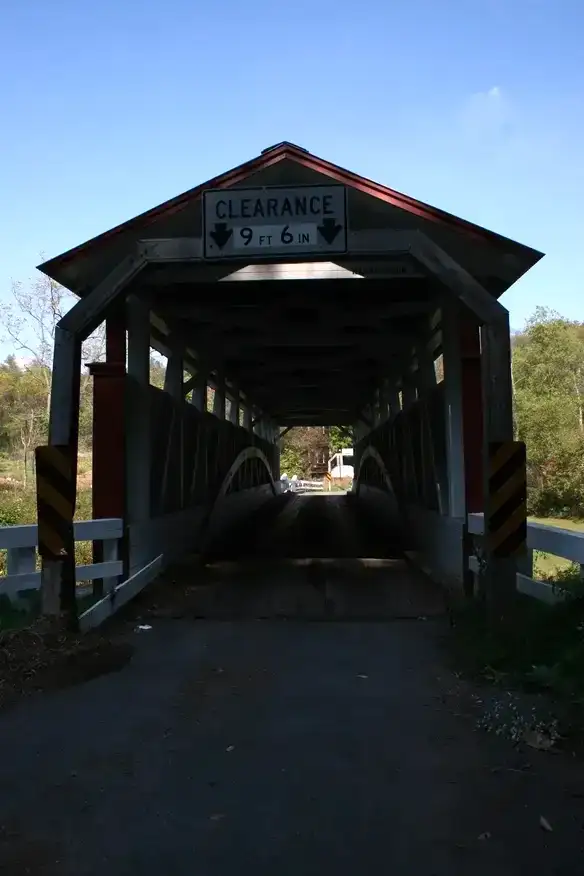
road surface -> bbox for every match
[1,495,583,874]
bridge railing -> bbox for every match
[1,517,164,631]
[468,514,584,604]
[0,517,123,604]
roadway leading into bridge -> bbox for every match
[1,498,584,873]
[193,493,443,620]
[207,492,404,559]
[1,615,584,873]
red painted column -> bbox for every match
[460,315,484,513]
[87,315,127,522]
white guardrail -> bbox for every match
[0,518,162,631]
[282,479,325,493]
[468,513,584,604]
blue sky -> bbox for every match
[1,0,583,359]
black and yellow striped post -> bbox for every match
[486,440,527,557]
[35,444,77,625]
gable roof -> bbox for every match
[39,140,543,295]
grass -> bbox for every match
[528,516,584,580]
[449,591,584,739]
[451,519,584,741]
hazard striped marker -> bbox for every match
[35,445,75,561]
[487,441,527,557]
[35,444,77,622]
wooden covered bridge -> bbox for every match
[3,141,545,627]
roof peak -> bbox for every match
[261,141,309,155]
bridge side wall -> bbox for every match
[355,380,466,591]
[126,382,278,574]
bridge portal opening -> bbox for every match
[33,142,542,627]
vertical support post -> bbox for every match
[43,329,81,628]
[229,383,240,425]
[101,535,120,598]
[213,375,226,419]
[164,345,184,399]
[441,300,466,519]
[125,296,151,573]
[401,372,416,408]
[371,388,380,427]
[164,340,184,508]
[387,385,400,419]
[191,368,207,411]
[87,309,126,598]
[243,402,252,431]
[460,314,484,513]
[415,342,436,391]
[380,379,394,422]
[480,310,517,623]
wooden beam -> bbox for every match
[159,296,433,324]
[411,232,505,326]
[59,252,148,340]
[139,231,412,265]
[151,325,419,352]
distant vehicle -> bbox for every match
[328,447,354,479]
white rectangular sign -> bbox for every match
[203,185,347,259]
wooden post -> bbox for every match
[35,444,77,627]
[441,300,466,519]
[43,330,82,629]
[213,375,226,419]
[88,310,127,598]
[191,368,207,411]
[480,310,518,624]
[125,296,152,574]
[229,383,240,425]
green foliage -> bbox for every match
[279,444,304,477]
[279,426,353,478]
[451,593,584,701]
[513,308,584,517]
[329,426,353,451]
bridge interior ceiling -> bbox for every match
[139,265,444,427]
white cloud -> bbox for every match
[460,85,514,145]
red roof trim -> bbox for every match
[285,152,507,246]
[40,146,292,270]
[40,143,535,273]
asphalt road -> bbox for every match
[1,495,583,874]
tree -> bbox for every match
[329,425,353,451]
[279,426,352,478]
[149,356,166,390]
[0,363,48,485]
[10,366,48,486]
[512,308,584,515]
[0,269,105,424]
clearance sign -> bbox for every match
[203,185,347,259]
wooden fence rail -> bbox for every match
[0,518,123,601]
[468,513,584,604]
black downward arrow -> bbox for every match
[318,217,343,245]
[210,222,233,249]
